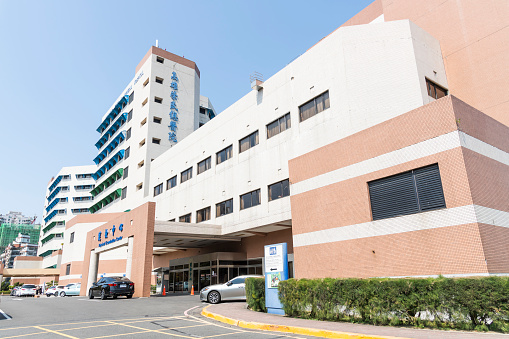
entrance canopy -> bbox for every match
[153,221,240,255]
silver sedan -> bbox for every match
[200,275,263,304]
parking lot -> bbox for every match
[0,295,314,338]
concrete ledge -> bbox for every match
[201,306,409,339]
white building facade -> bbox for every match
[38,165,96,268]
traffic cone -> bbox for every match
[163,285,166,296]
[190,285,194,296]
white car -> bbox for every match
[200,275,264,304]
[45,286,65,297]
[16,284,37,297]
[61,283,81,297]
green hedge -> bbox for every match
[245,278,266,312]
[276,277,509,333]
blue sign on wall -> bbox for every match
[97,223,124,246]
[168,71,179,143]
[264,242,288,315]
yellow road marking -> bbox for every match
[84,330,152,339]
[200,331,247,338]
[104,320,195,338]
[0,332,46,339]
[57,316,185,332]
[32,326,80,339]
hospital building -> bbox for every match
[0,0,506,297]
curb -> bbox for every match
[201,306,411,339]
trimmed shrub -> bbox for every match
[263,276,509,333]
[246,277,266,312]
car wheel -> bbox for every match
[207,291,221,304]
[112,295,117,299]
[88,289,94,299]
[60,291,66,297]
[126,294,132,299]
[100,289,107,300]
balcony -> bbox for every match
[90,168,123,197]
[96,95,129,134]
[93,132,126,165]
[89,188,122,214]
[92,149,125,181]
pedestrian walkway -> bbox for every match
[202,302,509,339]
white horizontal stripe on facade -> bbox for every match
[293,205,509,248]
[59,274,82,280]
[291,131,509,196]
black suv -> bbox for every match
[88,276,134,300]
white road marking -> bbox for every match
[0,308,12,320]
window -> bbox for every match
[59,197,68,202]
[71,208,89,214]
[142,98,148,106]
[156,56,164,63]
[167,176,177,190]
[153,183,163,196]
[267,113,291,139]
[426,79,448,100]
[179,213,191,223]
[125,146,130,159]
[127,109,133,122]
[152,138,161,145]
[139,139,146,147]
[154,96,163,104]
[121,187,127,199]
[138,160,144,168]
[140,117,147,126]
[268,179,290,201]
[197,157,211,174]
[181,167,192,183]
[199,122,205,128]
[72,196,92,202]
[368,164,446,221]
[126,128,131,140]
[75,185,95,190]
[61,186,69,191]
[70,232,74,244]
[136,183,143,191]
[199,107,206,115]
[168,219,175,222]
[123,166,128,179]
[216,145,233,164]
[216,199,233,217]
[299,91,330,122]
[155,77,164,84]
[66,264,71,276]
[240,189,261,210]
[62,175,71,180]
[76,174,92,179]
[153,117,162,124]
[196,207,211,222]
[128,91,134,104]
[143,78,149,87]
[239,131,259,153]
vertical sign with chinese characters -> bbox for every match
[264,242,288,315]
[168,71,179,143]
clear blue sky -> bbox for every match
[0,0,374,222]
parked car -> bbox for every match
[10,286,20,296]
[61,283,81,297]
[45,286,65,297]
[16,284,37,297]
[200,275,263,304]
[88,276,134,300]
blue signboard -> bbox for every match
[97,223,124,247]
[264,242,288,315]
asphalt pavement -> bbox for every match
[0,294,316,338]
